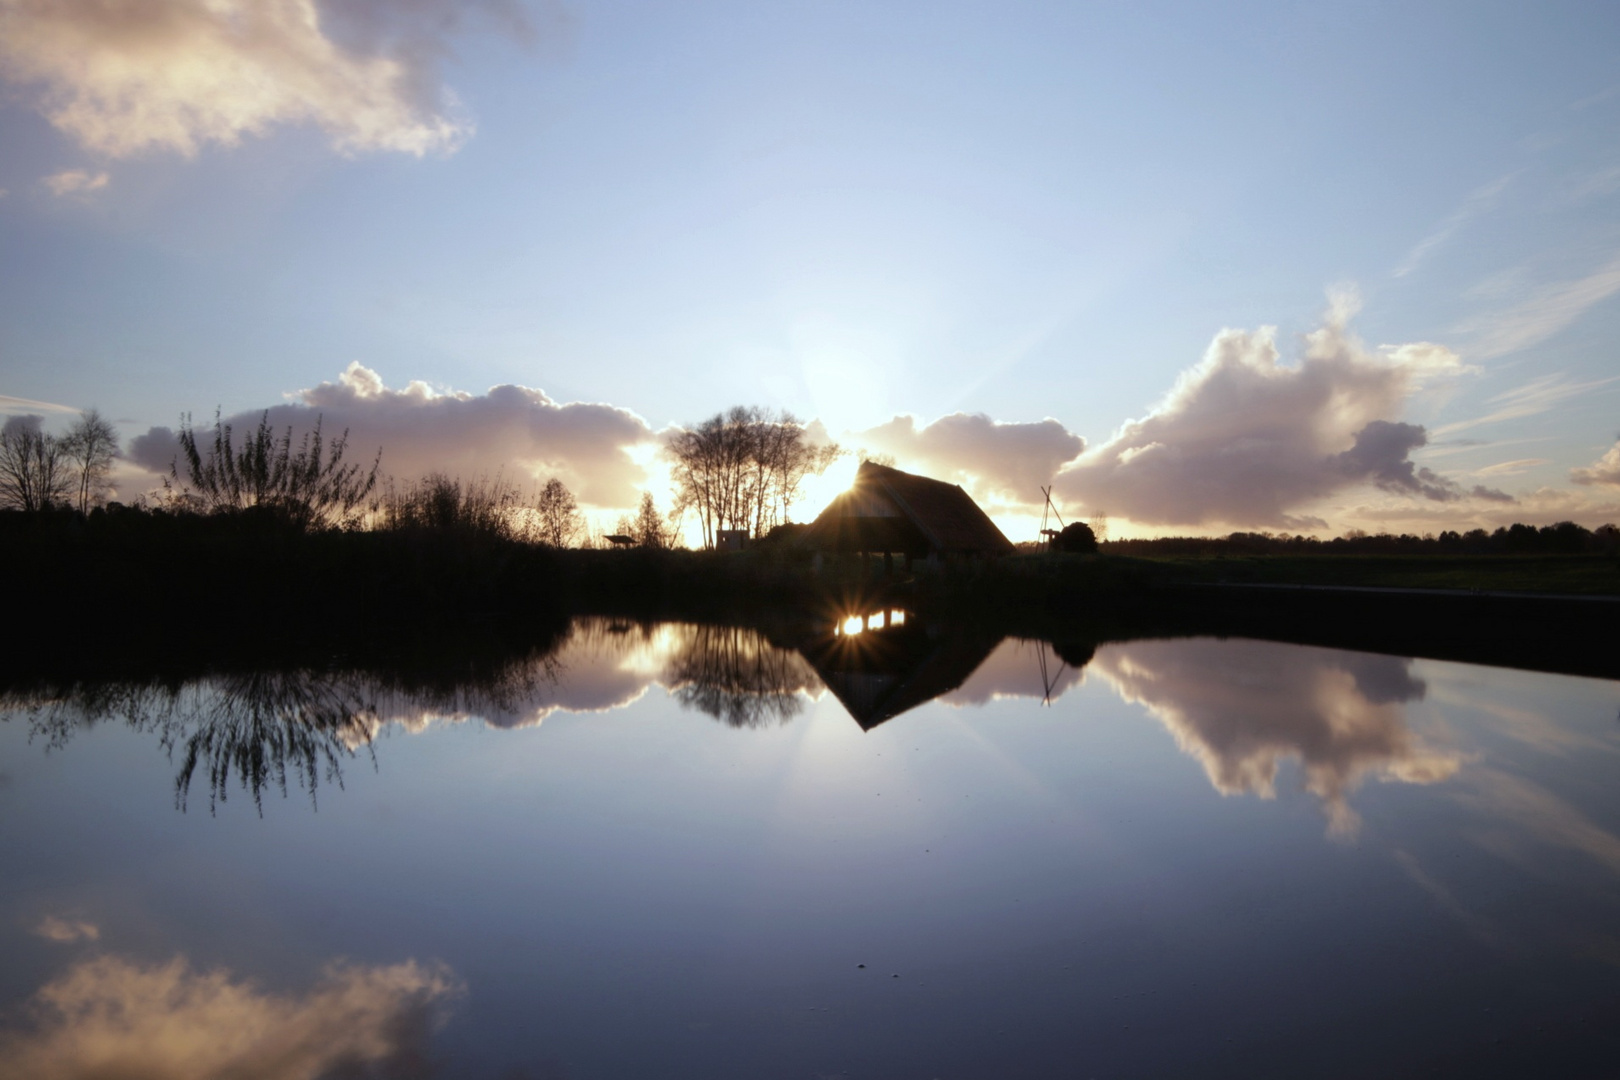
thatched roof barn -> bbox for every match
[802,620,1002,730]
[803,461,1015,558]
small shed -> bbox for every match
[802,461,1015,559]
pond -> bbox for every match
[3,612,1620,1078]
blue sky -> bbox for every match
[1,0,1618,536]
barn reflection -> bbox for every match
[798,606,1003,730]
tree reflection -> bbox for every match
[8,641,566,814]
[662,623,820,728]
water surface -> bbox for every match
[4,615,1620,1078]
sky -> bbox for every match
[1,0,1619,540]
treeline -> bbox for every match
[1,405,849,551]
[1104,521,1620,557]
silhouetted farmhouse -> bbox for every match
[799,610,1001,730]
[804,461,1014,560]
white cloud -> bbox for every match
[1052,293,1477,528]
[851,412,1085,505]
[0,393,80,415]
[1473,458,1551,477]
[0,954,460,1080]
[0,0,530,158]
[1090,638,1460,836]
[129,362,659,508]
[1394,173,1514,278]
[1433,373,1619,438]
[42,169,109,196]
[1460,254,1620,360]
[1459,768,1620,877]
[1572,442,1620,487]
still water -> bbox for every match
[3,614,1620,1078]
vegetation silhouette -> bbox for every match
[172,410,380,529]
[12,630,572,813]
[0,414,71,511]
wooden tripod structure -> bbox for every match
[1038,485,1066,551]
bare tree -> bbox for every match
[61,408,119,513]
[668,406,841,548]
[534,478,584,547]
[173,410,380,529]
[0,415,71,511]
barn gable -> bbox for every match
[804,462,1015,557]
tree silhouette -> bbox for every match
[535,478,584,547]
[0,415,70,510]
[61,408,118,514]
[668,406,841,548]
[616,492,670,548]
[173,410,380,529]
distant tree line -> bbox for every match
[0,410,117,513]
[1104,522,1620,557]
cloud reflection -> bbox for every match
[0,955,459,1080]
[1091,638,1461,835]
[940,637,1086,707]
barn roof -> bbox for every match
[805,461,1015,555]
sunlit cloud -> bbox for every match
[1053,291,1477,528]
[1571,442,1620,487]
[1091,638,1461,836]
[0,954,460,1080]
[129,362,658,508]
[42,169,108,197]
[32,916,99,943]
[1473,457,1551,477]
[0,0,534,159]
[850,412,1084,507]
[1338,484,1620,534]
[0,393,79,416]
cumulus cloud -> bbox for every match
[852,412,1084,504]
[1091,638,1460,836]
[1572,442,1620,487]
[0,954,460,1080]
[42,169,108,196]
[1053,294,1475,528]
[130,363,658,508]
[0,0,532,158]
